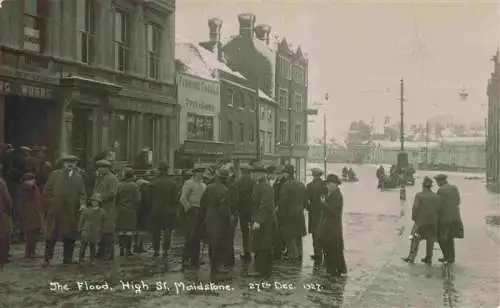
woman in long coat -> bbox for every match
[0,169,13,269]
[318,174,347,277]
[16,172,44,258]
[115,168,141,256]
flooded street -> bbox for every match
[2,164,499,307]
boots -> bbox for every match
[402,236,420,263]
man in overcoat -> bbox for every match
[92,159,118,260]
[247,165,275,278]
[319,174,347,277]
[278,164,307,262]
[115,167,141,257]
[225,170,239,267]
[149,162,179,258]
[307,168,327,266]
[199,169,232,276]
[0,164,13,268]
[42,154,87,266]
[402,176,441,264]
[434,174,464,264]
[272,165,286,259]
[235,166,255,262]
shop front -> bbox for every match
[175,140,234,169]
[278,144,309,182]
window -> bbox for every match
[267,131,272,153]
[279,120,287,144]
[114,10,129,72]
[113,113,131,161]
[279,89,289,109]
[268,109,273,122]
[23,0,48,53]
[260,130,265,153]
[227,88,234,106]
[294,124,302,144]
[279,56,292,79]
[227,120,233,141]
[146,23,161,79]
[249,123,255,142]
[77,0,95,63]
[248,94,256,111]
[260,104,265,120]
[234,91,244,109]
[294,93,303,112]
[187,113,214,141]
[238,122,244,142]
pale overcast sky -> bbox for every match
[177,0,499,138]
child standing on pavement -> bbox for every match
[79,193,105,264]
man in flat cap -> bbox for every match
[434,174,463,264]
[42,154,86,266]
[235,165,255,263]
[149,162,180,259]
[199,168,232,276]
[318,174,347,277]
[307,168,327,267]
[277,164,307,262]
[180,166,207,268]
[92,159,119,260]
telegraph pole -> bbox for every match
[399,78,407,202]
[288,78,293,164]
[323,113,327,176]
[255,77,261,162]
[425,121,429,166]
[400,78,405,152]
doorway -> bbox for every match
[72,108,94,169]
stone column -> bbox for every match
[59,91,78,157]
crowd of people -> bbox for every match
[0,150,348,279]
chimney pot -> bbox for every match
[208,18,223,42]
[238,13,256,39]
[254,24,271,44]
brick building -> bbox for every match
[0,0,176,168]
[486,50,500,183]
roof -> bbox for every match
[373,140,440,150]
[175,38,246,80]
[258,89,274,102]
[441,136,485,146]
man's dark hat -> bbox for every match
[158,162,169,171]
[20,146,32,152]
[283,164,295,175]
[193,167,205,173]
[22,172,36,181]
[123,167,135,179]
[434,174,447,181]
[324,174,342,185]
[422,176,433,187]
[95,159,112,167]
[61,154,79,162]
[311,168,323,176]
[217,168,231,178]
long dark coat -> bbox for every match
[307,178,327,234]
[115,179,141,232]
[16,182,44,233]
[411,189,440,240]
[136,179,151,231]
[436,183,464,239]
[318,188,344,252]
[278,177,307,240]
[92,172,118,234]
[200,181,232,245]
[0,177,13,240]
[43,168,87,240]
[79,207,105,243]
[149,174,179,230]
[250,180,275,251]
[236,174,254,218]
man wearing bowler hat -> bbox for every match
[93,159,119,260]
[42,154,87,266]
[434,174,464,264]
[319,174,347,277]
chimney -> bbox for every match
[208,18,222,42]
[254,24,271,45]
[238,13,256,39]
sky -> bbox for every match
[177,0,499,138]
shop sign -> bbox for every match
[177,73,220,115]
[23,27,41,52]
[0,80,52,99]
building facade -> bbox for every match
[486,50,500,182]
[174,40,233,167]
[258,90,278,164]
[219,13,309,181]
[0,0,177,168]
[275,38,309,181]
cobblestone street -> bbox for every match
[1,165,499,307]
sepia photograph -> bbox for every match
[0,0,499,307]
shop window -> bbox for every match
[187,113,214,141]
[113,112,131,161]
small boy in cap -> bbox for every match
[79,193,105,264]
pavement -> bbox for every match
[1,164,499,307]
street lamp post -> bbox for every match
[323,93,329,176]
[399,78,407,202]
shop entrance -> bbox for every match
[4,95,57,159]
[71,108,94,169]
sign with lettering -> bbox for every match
[0,80,52,99]
[24,27,41,52]
[177,73,220,115]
